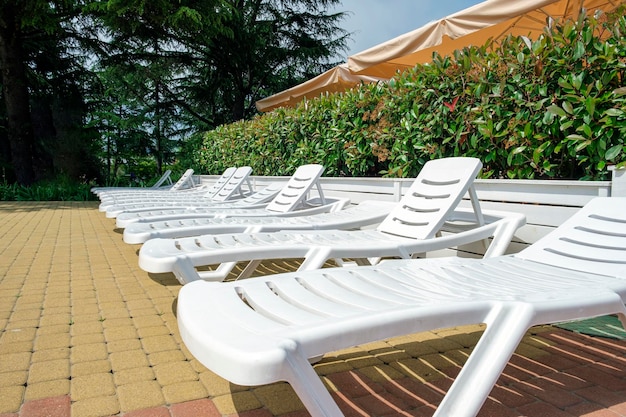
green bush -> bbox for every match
[0,175,97,201]
[183,9,626,180]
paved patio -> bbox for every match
[1,201,626,417]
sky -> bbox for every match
[333,0,484,59]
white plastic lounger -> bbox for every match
[177,196,626,417]
[91,169,173,195]
[109,164,337,221]
[99,167,246,211]
[115,182,285,228]
[139,157,525,284]
[124,199,396,244]
[96,168,196,200]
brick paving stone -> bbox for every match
[170,398,221,417]
[20,395,70,417]
[123,406,171,417]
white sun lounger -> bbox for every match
[177,196,626,417]
[139,157,525,284]
[123,199,396,244]
[110,164,341,222]
[91,169,173,195]
[99,166,248,211]
[96,168,196,200]
[115,182,285,228]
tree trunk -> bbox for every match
[0,6,35,185]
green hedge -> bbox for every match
[183,9,626,180]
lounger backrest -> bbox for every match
[194,167,236,197]
[264,164,325,213]
[170,169,196,191]
[377,157,482,240]
[152,169,172,188]
[516,197,626,277]
[207,166,253,201]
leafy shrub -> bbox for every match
[183,8,626,180]
[0,175,97,201]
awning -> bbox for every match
[255,64,384,112]
[348,0,624,78]
[257,0,624,111]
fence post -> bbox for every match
[609,166,626,197]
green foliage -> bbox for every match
[184,9,626,180]
[0,175,97,201]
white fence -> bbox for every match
[197,167,624,257]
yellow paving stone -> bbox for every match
[162,380,208,404]
[71,395,120,417]
[312,358,353,376]
[71,342,109,363]
[101,317,133,329]
[8,308,41,322]
[24,378,70,401]
[109,349,150,371]
[153,361,198,385]
[129,307,159,317]
[0,385,25,413]
[0,327,37,344]
[112,366,155,386]
[212,391,263,415]
[5,319,40,330]
[0,351,31,372]
[132,315,166,329]
[391,358,446,382]
[253,383,305,415]
[198,370,249,397]
[0,370,28,387]
[141,334,178,354]
[357,364,406,382]
[117,380,166,412]
[148,349,186,366]
[103,326,138,342]
[136,324,171,338]
[70,320,104,336]
[33,332,71,350]
[106,338,142,354]
[71,360,112,378]
[71,304,100,316]
[28,359,70,383]
[344,354,384,369]
[31,347,70,363]
[71,332,105,346]
[36,323,70,335]
[71,372,116,401]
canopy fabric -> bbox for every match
[348,0,624,78]
[257,0,624,111]
[255,64,384,112]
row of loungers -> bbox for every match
[92,159,626,417]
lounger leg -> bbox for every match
[282,347,345,417]
[433,303,534,417]
[237,260,263,280]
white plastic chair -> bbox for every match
[177,196,626,417]
[139,157,526,284]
